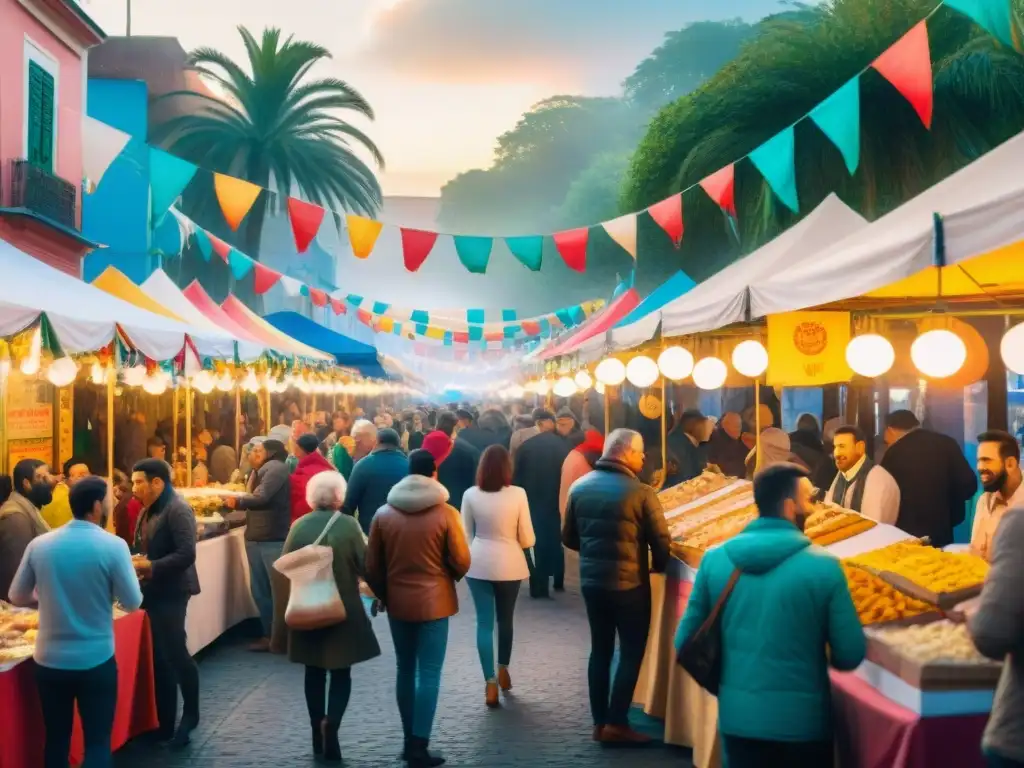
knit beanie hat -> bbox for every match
[421,431,452,466]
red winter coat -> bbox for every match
[289,451,336,524]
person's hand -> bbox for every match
[133,557,152,580]
[224,497,237,509]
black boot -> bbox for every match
[400,735,411,761]
[406,736,445,767]
[168,714,198,750]
[311,719,324,756]
[321,719,342,763]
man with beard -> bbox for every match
[824,426,900,524]
[971,431,1023,561]
[0,459,55,599]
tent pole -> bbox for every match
[106,369,115,483]
[185,382,193,487]
[754,381,762,473]
[234,386,241,459]
[660,376,668,488]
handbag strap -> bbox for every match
[313,511,343,546]
[696,567,741,636]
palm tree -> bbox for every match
[153,26,384,271]
[622,0,1024,283]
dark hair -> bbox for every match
[436,411,458,437]
[132,458,171,484]
[476,445,512,492]
[378,428,401,447]
[533,409,555,424]
[69,476,109,520]
[62,456,88,477]
[408,449,436,478]
[261,439,289,463]
[833,425,866,444]
[455,409,475,423]
[680,409,705,431]
[9,459,46,503]
[146,435,166,451]
[886,410,920,431]
[754,463,810,518]
[295,433,320,455]
[978,430,1021,462]
[530,407,546,421]
[796,413,821,435]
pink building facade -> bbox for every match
[0,0,104,275]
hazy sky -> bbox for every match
[84,0,784,197]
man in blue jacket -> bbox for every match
[343,428,408,535]
[676,463,865,767]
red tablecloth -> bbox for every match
[0,611,159,768]
[831,670,988,768]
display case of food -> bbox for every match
[658,471,741,517]
[179,483,247,539]
[0,604,38,665]
[842,563,938,626]
[803,504,877,546]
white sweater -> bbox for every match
[461,486,536,582]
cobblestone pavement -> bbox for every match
[114,562,693,768]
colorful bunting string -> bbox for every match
[214,173,262,231]
[552,228,588,272]
[149,147,197,226]
[748,125,800,213]
[454,235,493,273]
[287,197,326,253]
[602,214,639,259]
[872,21,934,129]
[810,77,862,175]
[505,235,544,271]
[345,215,383,259]
[646,194,684,247]
[401,228,439,272]
[699,165,736,218]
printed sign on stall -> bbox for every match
[766,311,853,387]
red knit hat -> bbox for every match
[420,431,452,466]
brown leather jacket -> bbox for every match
[365,474,471,622]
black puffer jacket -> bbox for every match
[562,459,671,591]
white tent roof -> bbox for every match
[0,239,235,360]
[141,270,265,361]
[750,129,1024,317]
[577,194,867,358]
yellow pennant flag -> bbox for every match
[766,311,853,386]
[424,326,446,340]
[214,173,262,231]
[346,215,384,259]
[377,316,394,333]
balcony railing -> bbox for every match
[8,159,78,231]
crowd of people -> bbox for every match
[2,396,1023,768]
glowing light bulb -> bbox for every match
[553,376,577,397]
[692,357,727,390]
[731,340,769,378]
[191,370,216,394]
[625,356,659,388]
[594,357,626,386]
[122,365,147,387]
[46,356,78,387]
[658,347,694,381]
[845,334,895,378]
[911,329,966,379]
[574,370,593,390]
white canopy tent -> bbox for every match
[576,194,868,359]
[0,239,236,360]
[750,129,1024,317]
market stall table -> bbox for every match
[0,610,158,768]
[186,525,259,655]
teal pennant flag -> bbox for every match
[372,301,390,315]
[149,147,197,226]
[748,126,799,213]
[467,309,485,324]
[501,309,518,322]
[410,310,429,324]
[454,236,493,274]
[192,229,212,261]
[468,325,484,341]
[228,249,253,280]
[945,0,1014,46]
[505,235,543,271]
[810,77,861,175]
[347,294,364,307]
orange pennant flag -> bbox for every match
[214,173,262,231]
[346,215,384,259]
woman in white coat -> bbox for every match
[461,444,536,708]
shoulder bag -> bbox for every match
[273,511,347,630]
[676,567,741,695]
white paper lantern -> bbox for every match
[595,357,626,386]
[731,340,769,378]
[1000,323,1024,375]
[625,356,659,388]
[911,329,966,379]
[191,370,216,394]
[553,376,577,397]
[845,334,896,378]
[46,356,78,387]
[142,373,169,396]
[122,365,147,387]
[692,357,728,390]
[242,370,260,392]
[90,362,106,386]
[595,381,606,395]
[216,371,235,392]
[574,370,593,390]
[534,378,551,396]
[658,346,694,381]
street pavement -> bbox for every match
[114,564,693,768]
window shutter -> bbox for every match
[27,62,55,172]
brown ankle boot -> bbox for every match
[485,681,500,708]
[599,724,652,745]
[497,667,512,691]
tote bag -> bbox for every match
[274,511,347,630]
[677,568,740,695]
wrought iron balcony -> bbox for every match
[8,158,78,231]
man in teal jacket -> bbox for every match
[675,463,865,767]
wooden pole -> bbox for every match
[234,386,241,458]
[660,376,668,484]
[754,380,762,473]
[185,382,193,487]
[106,368,115,483]
[172,387,179,459]
[604,387,611,436]
[0,370,8,476]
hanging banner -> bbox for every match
[647,195,684,247]
[346,215,383,259]
[766,311,853,386]
[602,214,639,258]
[214,173,262,231]
[287,197,326,253]
[699,164,736,217]
[872,21,933,129]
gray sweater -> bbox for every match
[236,459,291,541]
[970,506,1024,762]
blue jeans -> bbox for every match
[388,617,449,739]
[467,578,521,681]
[245,540,283,637]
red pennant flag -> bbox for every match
[453,331,469,344]
[552,227,588,272]
[356,308,372,325]
[521,320,541,336]
[287,197,326,254]
[647,194,684,247]
[401,228,438,272]
[329,298,346,316]
[208,233,231,263]
[872,21,933,128]
[252,262,282,295]
[307,287,328,307]
[485,331,504,342]
[699,165,737,217]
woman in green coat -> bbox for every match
[277,470,380,763]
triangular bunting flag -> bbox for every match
[208,233,231,263]
[748,126,800,213]
[358,309,373,325]
[81,115,130,192]
[214,173,262,231]
[410,310,430,325]
[945,0,1014,48]
[505,235,544,271]
[647,195,684,248]
[602,214,639,258]
[287,197,326,254]
[809,77,861,175]
[872,21,933,128]
[699,165,736,217]
[521,320,541,336]
[378,316,394,333]
[552,228,588,273]
[453,331,469,344]
[466,309,485,324]
[346,215,383,259]
[252,262,282,295]
[329,298,346,315]
[280,275,303,297]
[371,301,390,315]
[228,250,254,280]
[192,228,213,261]
[502,309,518,322]
[401,228,438,272]
[149,147,197,225]
[308,288,328,308]
[454,235,493,273]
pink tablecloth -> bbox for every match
[830,670,987,768]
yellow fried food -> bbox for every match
[846,542,988,594]
[841,564,932,625]
[873,620,989,664]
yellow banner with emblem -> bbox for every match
[766,311,853,386]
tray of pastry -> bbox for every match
[658,471,741,516]
[865,620,1002,690]
[804,504,877,547]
